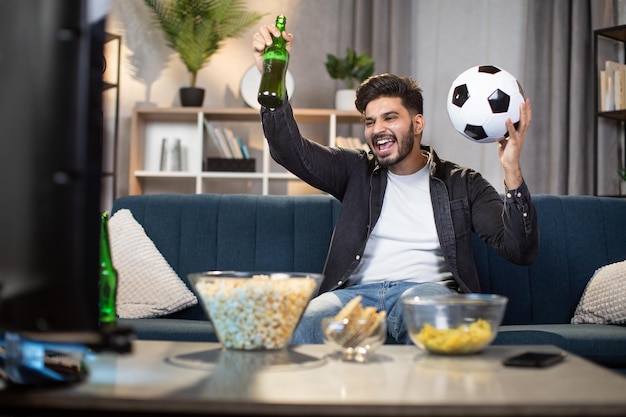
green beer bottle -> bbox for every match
[258,15,289,108]
[99,212,117,327]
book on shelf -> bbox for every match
[336,136,368,151]
[213,127,237,158]
[222,128,245,159]
[600,60,626,112]
[600,70,609,112]
[203,120,250,159]
[203,120,231,158]
[235,135,251,159]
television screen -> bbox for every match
[0,0,108,341]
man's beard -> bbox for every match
[372,122,415,168]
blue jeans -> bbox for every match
[291,281,455,344]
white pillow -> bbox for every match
[108,209,197,319]
[571,260,626,324]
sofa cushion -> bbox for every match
[571,260,626,325]
[109,209,198,319]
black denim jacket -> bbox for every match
[261,103,539,295]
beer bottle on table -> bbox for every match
[258,15,289,109]
[99,211,118,327]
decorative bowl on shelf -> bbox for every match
[189,271,323,350]
[401,293,507,355]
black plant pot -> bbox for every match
[180,87,205,107]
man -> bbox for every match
[252,24,538,344]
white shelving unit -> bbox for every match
[128,107,363,195]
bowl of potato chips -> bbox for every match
[189,271,323,350]
[401,293,507,355]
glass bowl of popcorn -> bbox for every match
[401,293,508,355]
[189,271,323,350]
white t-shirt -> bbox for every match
[351,166,453,284]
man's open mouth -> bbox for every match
[376,137,395,153]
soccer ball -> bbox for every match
[446,65,525,143]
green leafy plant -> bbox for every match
[325,47,375,89]
[619,167,626,181]
[144,0,265,87]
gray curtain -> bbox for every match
[332,0,413,139]
[523,0,620,195]
[337,0,413,77]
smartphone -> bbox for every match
[502,351,566,368]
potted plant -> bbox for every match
[144,0,265,106]
[325,47,375,110]
[619,167,626,196]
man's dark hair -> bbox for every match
[355,74,424,116]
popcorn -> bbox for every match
[195,275,317,350]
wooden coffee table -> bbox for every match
[1,340,625,416]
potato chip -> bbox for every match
[326,296,386,348]
[413,318,493,354]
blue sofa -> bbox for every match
[112,193,626,371]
